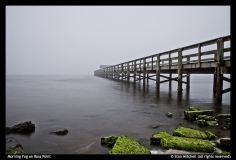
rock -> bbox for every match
[173,126,208,140]
[218,114,230,119]
[219,138,231,147]
[51,129,68,135]
[197,119,206,126]
[217,151,231,155]
[184,110,215,121]
[205,130,218,140]
[205,121,218,127]
[6,144,23,154]
[101,135,118,146]
[150,131,214,153]
[150,131,172,143]
[189,106,200,111]
[149,125,160,129]
[6,121,35,133]
[197,115,216,121]
[109,135,150,154]
[6,137,23,154]
[166,112,172,117]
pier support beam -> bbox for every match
[134,61,136,83]
[156,54,160,88]
[186,73,190,88]
[178,48,183,92]
[143,58,146,86]
[169,52,172,87]
[215,38,224,99]
[127,62,130,81]
[121,64,124,81]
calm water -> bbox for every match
[5,74,231,154]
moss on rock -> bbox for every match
[189,106,200,111]
[218,114,230,119]
[173,126,208,139]
[184,110,215,121]
[109,135,150,154]
[166,112,172,117]
[150,131,172,143]
[197,119,206,126]
[160,136,214,153]
[205,121,218,127]
[101,135,118,146]
[6,121,35,133]
[205,130,218,140]
[6,144,23,154]
[197,115,216,121]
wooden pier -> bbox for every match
[94,35,230,99]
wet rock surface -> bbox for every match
[51,129,68,135]
[6,137,24,154]
[6,121,35,133]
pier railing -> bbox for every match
[94,35,230,99]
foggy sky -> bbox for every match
[6,6,230,75]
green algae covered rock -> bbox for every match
[160,136,214,153]
[166,112,172,117]
[101,135,118,146]
[189,106,200,111]
[6,121,35,133]
[218,151,231,155]
[173,126,208,139]
[6,144,23,154]
[197,115,216,121]
[205,121,218,127]
[205,130,218,140]
[218,114,230,119]
[150,131,172,143]
[197,119,206,126]
[184,110,215,121]
[109,135,150,154]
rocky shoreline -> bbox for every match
[6,106,230,155]
[100,106,230,154]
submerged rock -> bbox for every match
[101,135,118,146]
[109,135,150,154]
[166,112,172,117]
[6,137,23,154]
[6,121,35,133]
[217,114,230,119]
[189,106,200,111]
[219,138,231,147]
[6,144,23,154]
[51,129,68,135]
